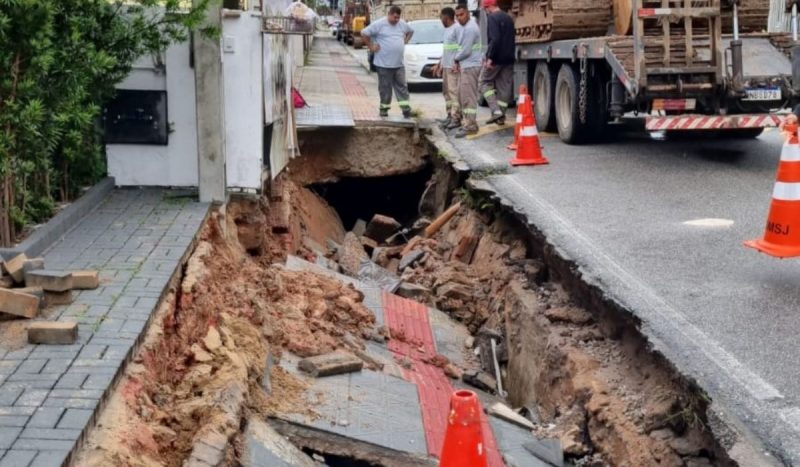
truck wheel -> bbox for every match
[555,64,589,144]
[533,62,557,132]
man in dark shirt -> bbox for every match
[479,0,515,126]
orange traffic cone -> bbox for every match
[511,106,549,166]
[508,86,532,151]
[440,390,488,467]
[745,122,800,258]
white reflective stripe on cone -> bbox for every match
[516,114,523,123]
[781,143,800,162]
[773,182,800,201]
[520,126,538,137]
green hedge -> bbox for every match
[0,0,215,246]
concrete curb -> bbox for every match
[0,177,115,259]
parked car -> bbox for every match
[403,19,444,85]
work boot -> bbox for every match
[402,108,413,119]
[438,116,452,128]
[379,109,389,118]
[486,111,505,125]
[445,120,462,130]
[455,127,478,138]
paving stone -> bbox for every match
[298,352,364,377]
[54,374,87,390]
[41,397,98,410]
[55,408,92,430]
[3,349,31,361]
[40,360,72,375]
[0,415,28,427]
[13,360,46,375]
[0,389,22,406]
[81,373,113,390]
[23,271,73,293]
[3,254,27,283]
[13,390,49,408]
[11,438,73,451]
[27,408,64,429]
[70,271,99,290]
[0,427,22,449]
[0,289,40,319]
[0,449,36,467]
[30,450,70,467]
[27,323,78,345]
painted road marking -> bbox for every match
[502,176,784,403]
[683,218,735,228]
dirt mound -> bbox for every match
[77,202,375,467]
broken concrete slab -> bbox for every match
[488,402,535,430]
[298,352,364,377]
[0,288,40,318]
[24,270,73,292]
[399,249,425,272]
[243,418,317,467]
[3,252,27,283]
[71,270,100,290]
[364,214,401,243]
[16,286,44,302]
[522,439,564,467]
[27,321,78,345]
[44,290,74,307]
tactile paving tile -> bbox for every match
[296,104,354,128]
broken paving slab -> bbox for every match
[242,417,317,467]
[364,214,402,243]
[357,259,401,293]
[277,352,429,456]
[3,252,27,283]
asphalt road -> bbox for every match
[441,123,800,465]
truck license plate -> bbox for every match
[744,87,781,101]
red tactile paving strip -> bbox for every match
[337,71,368,96]
[382,291,504,466]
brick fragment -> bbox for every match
[0,277,14,289]
[71,271,99,290]
[24,271,73,292]
[3,253,27,283]
[0,289,40,319]
[298,352,363,377]
[27,322,78,345]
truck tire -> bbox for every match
[555,64,589,144]
[727,128,765,139]
[533,62,557,133]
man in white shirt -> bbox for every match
[433,7,460,129]
[361,6,415,118]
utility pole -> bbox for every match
[193,0,227,203]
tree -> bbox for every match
[0,0,214,246]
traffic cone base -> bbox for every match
[745,126,800,258]
[511,125,549,166]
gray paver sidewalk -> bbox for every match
[0,189,208,467]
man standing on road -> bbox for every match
[432,7,460,129]
[450,4,483,138]
[361,6,415,118]
[480,0,515,126]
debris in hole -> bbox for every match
[364,214,401,243]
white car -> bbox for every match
[403,19,444,85]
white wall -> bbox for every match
[106,43,199,187]
[222,11,265,190]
